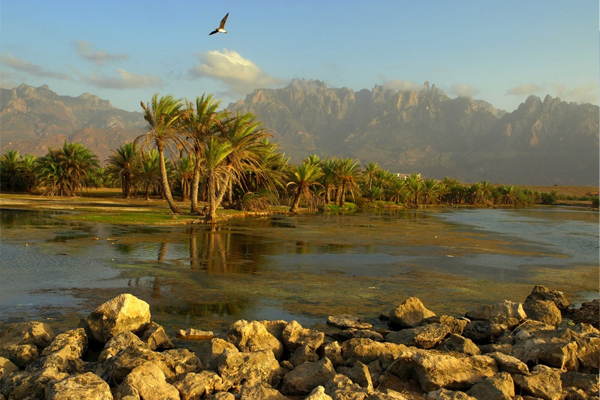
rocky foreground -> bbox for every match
[0,286,598,400]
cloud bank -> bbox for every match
[507,83,544,95]
[449,83,478,98]
[73,40,129,65]
[552,83,599,105]
[0,53,72,80]
[189,49,284,95]
[85,68,162,89]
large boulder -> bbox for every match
[465,372,514,400]
[513,364,562,400]
[511,328,579,371]
[0,344,39,369]
[438,334,480,356]
[98,330,147,362]
[218,349,280,391]
[227,320,284,359]
[1,366,68,400]
[87,294,151,343]
[96,345,169,384]
[141,321,174,351]
[197,338,239,371]
[341,338,408,368]
[421,316,469,336]
[45,372,113,400]
[525,285,569,311]
[0,356,19,379]
[389,297,436,329]
[282,321,324,352]
[0,321,55,349]
[116,362,180,400]
[465,300,526,328]
[523,300,562,327]
[281,357,336,395]
[173,371,224,400]
[289,343,319,367]
[560,371,599,397]
[33,328,88,374]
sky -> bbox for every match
[1,1,598,113]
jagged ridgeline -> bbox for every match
[228,79,599,185]
[1,82,598,185]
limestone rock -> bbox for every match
[466,372,514,400]
[513,364,562,400]
[511,329,579,371]
[389,297,436,329]
[421,316,469,336]
[218,349,280,391]
[0,344,39,368]
[525,285,569,311]
[281,357,336,395]
[323,341,345,367]
[87,294,151,343]
[560,371,599,397]
[478,343,513,355]
[327,315,373,330]
[426,388,477,399]
[227,320,284,359]
[141,322,174,351]
[487,351,529,375]
[305,386,334,400]
[462,321,505,344]
[32,328,88,374]
[282,321,324,352]
[334,329,384,342]
[117,362,180,400]
[98,330,147,362]
[523,300,562,327]
[1,366,68,400]
[386,324,450,349]
[0,356,19,379]
[348,361,373,391]
[173,371,224,400]
[259,320,288,342]
[341,338,408,368]
[239,382,290,400]
[176,328,214,340]
[197,338,239,371]
[0,321,55,349]
[438,334,481,356]
[209,393,235,400]
[289,343,319,367]
[162,348,203,380]
[365,389,408,399]
[97,345,168,384]
[575,332,600,373]
[324,374,368,400]
[45,372,113,400]
[465,300,526,328]
[512,320,555,341]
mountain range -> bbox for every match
[1,82,598,185]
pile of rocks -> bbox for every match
[0,286,598,400]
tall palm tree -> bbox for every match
[335,158,361,207]
[137,93,185,214]
[0,150,25,192]
[422,178,440,204]
[135,149,162,200]
[175,155,195,201]
[406,173,424,206]
[204,137,234,222]
[181,94,224,213]
[387,179,408,204]
[106,142,140,199]
[287,162,323,213]
[319,158,338,204]
[20,154,38,192]
[35,142,99,196]
[363,162,380,190]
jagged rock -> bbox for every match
[465,300,526,328]
[571,323,600,336]
[0,344,39,369]
[327,315,373,330]
[324,341,345,367]
[462,321,505,344]
[0,356,19,378]
[402,351,498,392]
[218,349,280,391]
[561,387,589,400]
[564,300,599,328]
[386,324,450,349]
[260,320,288,342]
[116,362,180,400]
[487,352,529,375]
[466,371,514,400]
[560,371,599,397]
[87,294,151,343]
[197,338,239,371]
[239,382,290,399]
[209,393,235,400]
[389,297,436,329]
[31,328,88,375]
[438,334,481,356]
[523,300,562,327]
[421,316,469,335]
[96,345,169,384]
[512,320,555,341]
[305,385,334,400]
[0,321,55,349]
[1,366,68,400]
[162,348,203,380]
[289,343,319,367]
[348,361,373,391]
[341,338,408,368]
[366,359,384,384]
[513,364,562,400]
[99,330,146,362]
[478,343,513,355]
[511,328,579,371]
[227,320,284,359]
[575,332,600,373]
[45,372,113,400]
[141,322,174,351]
[173,371,225,400]
[525,285,569,311]
[334,329,384,342]
[176,328,214,340]
[324,374,368,400]
[426,388,476,399]
[282,321,324,352]
[281,357,336,395]
[364,389,408,399]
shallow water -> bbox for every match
[0,207,598,335]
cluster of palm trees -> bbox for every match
[1,92,555,220]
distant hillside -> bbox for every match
[229,80,599,185]
[0,84,145,163]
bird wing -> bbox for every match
[219,13,229,29]
[209,29,218,35]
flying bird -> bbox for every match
[209,13,229,35]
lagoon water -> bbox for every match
[1,207,598,335]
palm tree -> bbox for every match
[204,137,234,222]
[135,149,162,200]
[387,179,408,204]
[105,142,140,199]
[181,94,224,213]
[175,155,195,201]
[287,162,323,213]
[406,173,424,206]
[20,154,38,192]
[363,162,380,190]
[0,150,25,192]
[422,178,440,204]
[35,142,99,196]
[335,158,361,207]
[480,180,493,204]
[319,158,338,204]
[137,93,185,214]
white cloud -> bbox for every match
[506,83,544,95]
[189,48,284,94]
[382,78,426,92]
[551,83,599,105]
[0,53,72,80]
[85,68,162,89]
[449,83,478,98]
[73,40,129,65]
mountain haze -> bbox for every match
[1,82,597,185]
[229,80,599,185]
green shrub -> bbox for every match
[540,191,557,205]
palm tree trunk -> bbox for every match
[289,192,302,213]
[190,149,202,214]
[158,146,181,214]
[339,181,347,207]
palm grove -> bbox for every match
[0,93,565,221]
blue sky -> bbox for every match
[1,0,598,112]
